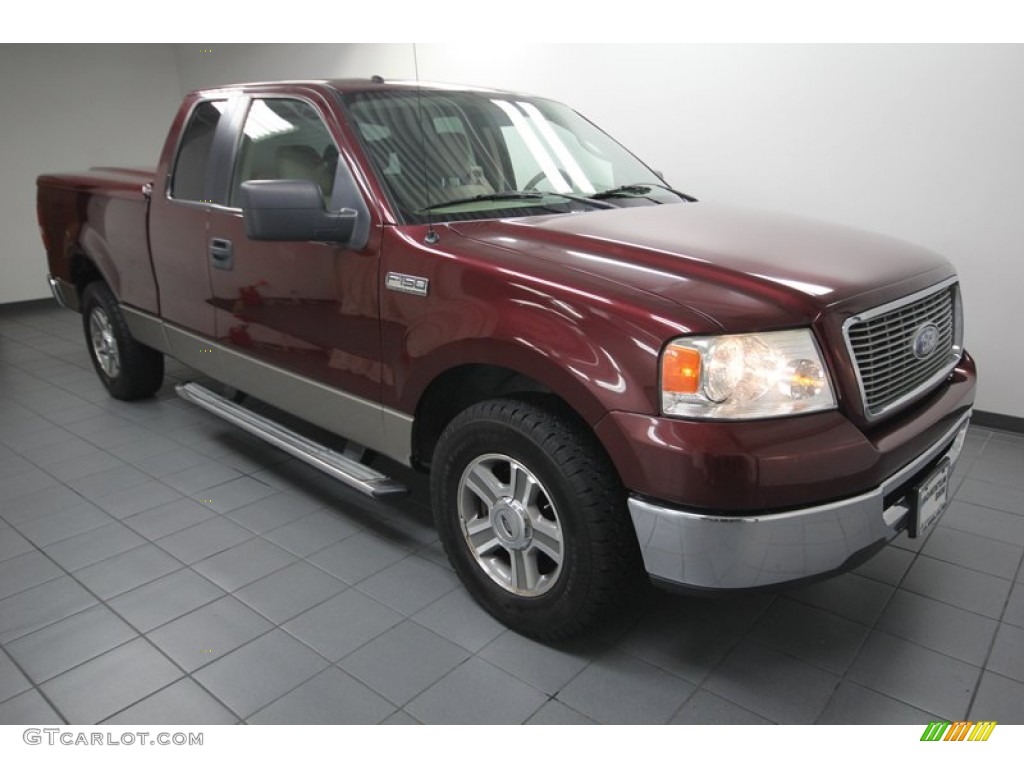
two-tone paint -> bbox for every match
[36,79,976,591]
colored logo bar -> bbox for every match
[920,721,997,742]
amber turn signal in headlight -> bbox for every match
[661,345,701,395]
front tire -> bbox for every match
[81,281,164,400]
[431,397,643,640]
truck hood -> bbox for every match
[450,203,955,331]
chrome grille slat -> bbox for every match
[843,280,962,419]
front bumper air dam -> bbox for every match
[628,410,971,590]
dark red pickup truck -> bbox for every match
[37,78,976,638]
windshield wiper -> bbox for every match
[419,190,614,213]
[590,182,698,202]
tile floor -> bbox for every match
[0,299,1022,725]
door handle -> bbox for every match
[209,238,233,270]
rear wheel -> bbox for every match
[431,397,643,639]
[81,282,164,400]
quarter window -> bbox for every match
[170,100,226,201]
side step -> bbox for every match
[175,382,406,498]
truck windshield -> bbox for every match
[342,88,682,223]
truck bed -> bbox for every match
[37,166,159,314]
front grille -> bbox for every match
[845,281,961,420]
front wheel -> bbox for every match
[81,281,164,400]
[431,398,644,640]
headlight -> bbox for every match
[661,329,836,419]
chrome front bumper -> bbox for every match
[628,410,972,590]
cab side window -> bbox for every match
[170,100,226,201]
[230,99,339,208]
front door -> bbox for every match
[206,95,383,406]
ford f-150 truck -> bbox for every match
[36,78,976,638]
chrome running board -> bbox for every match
[175,382,406,498]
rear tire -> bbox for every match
[431,397,643,640]
[81,281,164,400]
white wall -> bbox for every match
[5,44,1021,418]
[0,44,184,305]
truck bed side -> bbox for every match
[37,166,160,314]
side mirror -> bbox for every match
[240,179,358,244]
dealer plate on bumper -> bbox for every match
[910,458,951,537]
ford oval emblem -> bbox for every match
[912,323,941,359]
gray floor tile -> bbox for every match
[817,681,939,724]
[969,672,1024,724]
[43,522,146,572]
[224,491,321,535]
[670,689,772,725]
[381,709,420,724]
[40,638,182,724]
[67,465,153,502]
[967,458,1024,490]
[923,526,1024,579]
[0,529,33,564]
[853,544,916,585]
[0,689,64,724]
[73,544,183,600]
[44,452,124,483]
[249,666,395,724]
[193,629,328,718]
[0,550,63,600]
[123,498,216,541]
[407,656,546,724]
[14,502,113,547]
[154,516,255,564]
[5,604,137,683]
[262,509,362,557]
[192,475,277,515]
[902,555,1012,619]
[786,571,894,626]
[941,500,1024,545]
[356,555,460,616]
[307,531,412,585]
[479,630,593,695]
[847,631,980,718]
[1,484,86,525]
[234,561,346,624]
[91,480,183,520]
[747,597,868,675]
[556,650,695,724]
[109,568,226,633]
[0,576,98,643]
[0,468,59,502]
[192,537,296,593]
[147,595,273,672]
[877,590,998,666]
[986,624,1024,684]
[161,461,241,495]
[340,620,470,706]
[411,589,506,653]
[130,447,210,477]
[525,699,596,724]
[103,678,238,724]
[0,650,31,703]
[702,639,838,724]
[107,435,182,463]
[284,589,402,661]
[957,478,1024,515]
[1004,582,1024,629]
[20,435,97,466]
